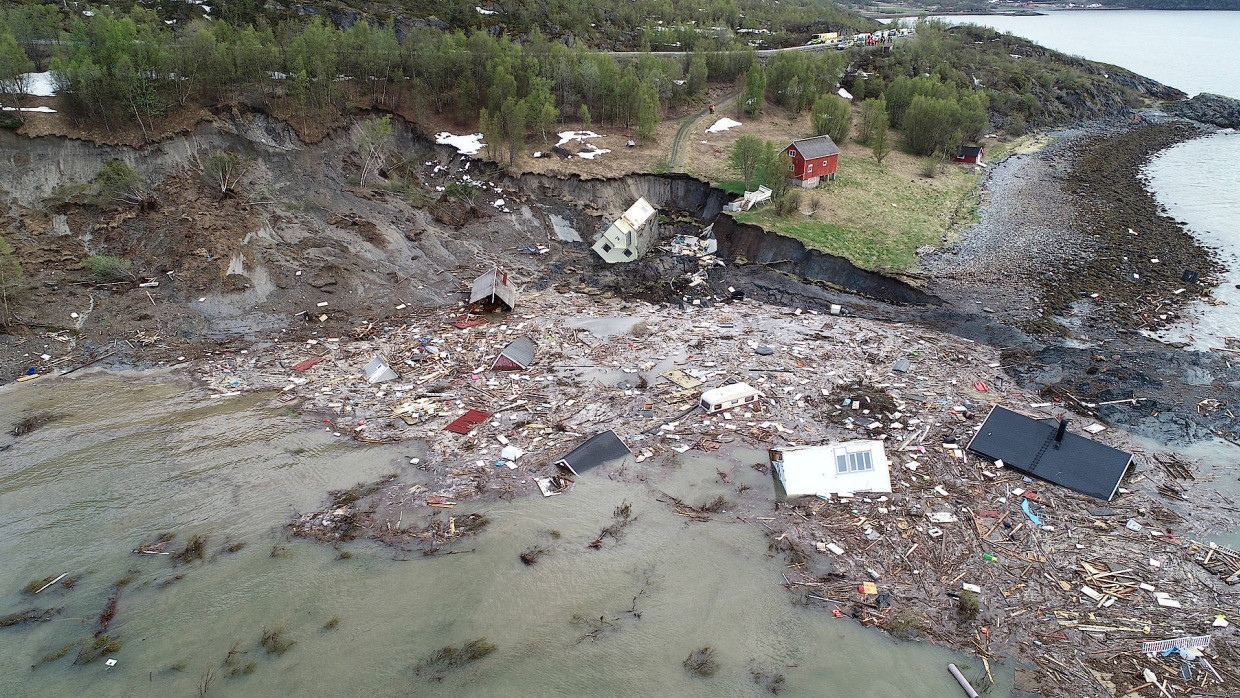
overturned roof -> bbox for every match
[493,337,537,371]
[556,430,632,476]
[967,406,1133,501]
[469,267,516,310]
[787,135,841,160]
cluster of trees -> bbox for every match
[883,74,987,157]
[7,6,777,141]
[727,134,798,213]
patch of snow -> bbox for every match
[673,79,686,86]
[577,144,611,160]
[838,87,853,100]
[705,117,742,134]
[476,6,497,14]
[2,106,57,113]
[555,130,602,147]
[83,9,95,16]
[493,198,505,208]
[19,72,56,97]
[435,132,485,156]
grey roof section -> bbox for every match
[495,336,537,369]
[470,268,516,309]
[958,145,983,157]
[789,135,841,160]
[556,430,632,476]
[967,406,1134,501]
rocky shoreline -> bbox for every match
[916,115,1240,447]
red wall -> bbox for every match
[784,145,839,180]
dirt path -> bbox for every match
[669,94,736,173]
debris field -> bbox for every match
[196,287,1240,697]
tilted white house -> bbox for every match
[768,440,893,497]
[592,197,658,263]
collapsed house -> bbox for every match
[554,430,632,475]
[722,185,772,212]
[592,197,658,264]
[492,337,537,371]
[469,266,516,311]
[363,355,398,384]
[967,406,1134,501]
[768,440,893,498]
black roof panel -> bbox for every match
[967,406,1133,501]
[557,430,632,475]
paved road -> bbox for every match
[669,94,738,173]
[608,36,909,59]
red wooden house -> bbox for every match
[783,135,841,188]
[954,145,984,164]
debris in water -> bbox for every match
[0,608,61,627]
[414,638,497,681]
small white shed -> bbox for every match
[700,382,762,413]
[769,440,892,497]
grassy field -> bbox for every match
[733,149,983,271]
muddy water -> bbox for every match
[0,372,1006,697]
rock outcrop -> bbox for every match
[1168,92,1240,130]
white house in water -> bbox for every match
[593,197,658,263]
[768,440,893,497]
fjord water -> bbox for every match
[0,373,994,697]
[945,11,1240,348]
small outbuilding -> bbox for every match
[967,406,1133,501]
[492,337,537,371]
[469,266,516,311]
[593,197,659,264]
[954,145,984,165]
[700,382,763,413]
[783,135,840,188]
[768,440,893,498]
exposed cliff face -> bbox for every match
[712,215,942,306]
[1168,93,1240,130]
[515,171,731,224]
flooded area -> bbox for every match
[0,372,1002,697]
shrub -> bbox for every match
[260,623,295,655]
[1006,113,1027,137]
[683,647,719,677]
[93,160,152,208]
[414,638,497,680]
[83,255,134,282]
[773,191,802,217]
[957,590,980,621]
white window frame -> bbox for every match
[835,448,874,474]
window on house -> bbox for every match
[745,395,755,402]
[623,248,633,257]
[835,450,874,474]
[808,163,813,172]
[602,243,613,252]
